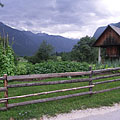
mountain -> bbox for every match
[93,22,120,39]
[0,22,78,56]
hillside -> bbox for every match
[0,22,78,56]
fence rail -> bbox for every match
[0,67,120,111]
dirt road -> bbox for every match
[43,103,120,120]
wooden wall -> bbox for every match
[106,46,119,57]
[95,26,120,47]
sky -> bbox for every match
[0,0,120,39]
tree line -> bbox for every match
[26,36,98,64]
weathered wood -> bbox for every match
[0,87,7,92]
[7,73,120,88]
[92,73,120,80]
[4,74,8,109]
[94,78,120,85]
[93,67,120,74]
[0,85,94,101]
[6,91,92,109]
[0,100,7,103]
[93,86,120,94]
[89,67,93,95]
[0,77,5,81]
[7,67,120,82]
[7,72,91,81]
[7,78,90,88]
[0,107,7,111]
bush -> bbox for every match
[0,37,15,76]
[18,61,90,75]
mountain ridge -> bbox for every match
[0,22,78,56]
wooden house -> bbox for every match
[93,25,120,63]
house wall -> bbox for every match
[106,46,119,57]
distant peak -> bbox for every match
[36,32,48,36]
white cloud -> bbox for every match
[0,0,120,39]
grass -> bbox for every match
[0,75,120,120]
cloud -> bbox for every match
[0,0,120,38]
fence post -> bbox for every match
[4,74,8,109]
[89,66,93,96]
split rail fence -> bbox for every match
[0,67,120,111]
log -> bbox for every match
[4,74,8,109]
[0,85,94,101]
[89,67,93,93]
[7,72,91,81]
[93,86,120,94]
[7,78,90,88]
[7,91,92,109]
[91,73,120,80]
[0,107,7,111]
[0,77,5,81]
[6,67,120,82]
[0,87,7,92]
[94,78,120,85]
[0,100,7,103]
[7,73,120,88]
[93,67,120,74]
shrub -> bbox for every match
[20,61,90,75]
[0,37,15,76]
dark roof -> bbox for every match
[109,25,120,36]
[93,25,120,47]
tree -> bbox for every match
[28,40,54,63]
[71,36,97,63]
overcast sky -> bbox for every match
[0,0,120,39]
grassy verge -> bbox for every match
[0,75,120,120]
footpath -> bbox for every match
[42,103,120,120]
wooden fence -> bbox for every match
[0,67,120,111]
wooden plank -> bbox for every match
[0,87,7,92]
[93,86,120,94]
[6,91,92,109]
[92,73,120,80]
[89,67,93,94]
[7,78,90,88]
[0,85,94,101]
[7,67,120,82]
[93,67,120,74]
[7,72,91,81]
[7,73,120,88]
[94,78,120,85]
[0,100,7,103]
[4,74,8,109]
[0,77,5,81]
[0,107,7,111]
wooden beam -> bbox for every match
[93,86,120,94]
[0,85,94,101]
[6,91,92,109]
[7,78,90,88]
[7,67,120,82]
[93,67,120,74]
[4,74,8,109]
[0,87,7,92]
[94,78,120,85]
[7,72,91,81]
[0,77,5,81]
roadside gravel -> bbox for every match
[41,103,120,120]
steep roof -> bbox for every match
[93,25,120,47]
[109,25,120,36]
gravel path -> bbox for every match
[42,103,120,120]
